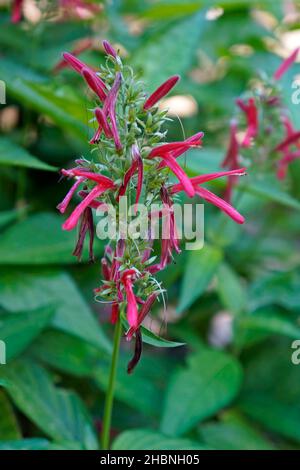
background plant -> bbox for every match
[0,0,300,451]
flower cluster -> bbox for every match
[222,48,300,200]
[58,40,245,371]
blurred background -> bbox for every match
[0,0,300,451]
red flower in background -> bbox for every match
[236,97,258,147]
[222,120,240,202]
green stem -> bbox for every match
[101,316,122,450]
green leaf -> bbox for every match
[177,244,222,313]
[0,305,54,361]
[199,418,274,450]
[0,391,21,440]
[0,138,56,171]
[0,439,52,450]
[160,349,243,436]
[29,330,103,377]
[112,429,209,450]
[0,58,88,140]
[141,325,185,348]
[216,263,247,315]
[132,11,208,87]
[240,395,300,444]
[0,213,102,265]
[121,316,185,348]
[0,210,24,230]
[0,360,98,449]
[244,176,300,211]
[0,269,111,352]
[249,270,300,311]
[235,309,300,342]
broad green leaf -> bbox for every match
[249,270,300,311]
[244,176,300,211]
[240,396,300,444]
[177,244,222,313]
[0,213,102,265]
[0,137,56,172]
[141,325,185,348]
[132,12,208,87]
[0,391,21,440]
[112,429,210,450]
[94,355,167,418]
[199,419,273,450]
[30,329,169,419]
[0,439,51,450]
[0,305,54,361]
[216,263,247,315]
[0,209,24,230]
[30,330,103,377]
[0,360,98,449]
[160,349,243,436]
[0,269,111,352]
[235,309,300,343]
[121,315,185,348]
[239,339,300,443]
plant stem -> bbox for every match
[101,316,122,450]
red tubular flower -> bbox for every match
[148,136,204,198]
[157,132,204,170]
[103,40,117,58]
[94,107,113,138]
[127,329,142,374]
[274,48,299,81]
[222,120,240,202]
[61,168,115,188]
[171,168,246,224]
[103,72,122,150]
[126,293,158,341]
[57,176,85,213]
[277,150,300,180]
[144,75,180,110]
[11,0,23,23]
[121,270,139,329]
[275,130,300,152]
[81,68,107,102]
[63,184,110,231]
[72,207,94,262]
[236,97,258,147]
[117,144,143,210]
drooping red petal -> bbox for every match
[126,293,158,341]
[81,67,107,101]
[222,120,239,168]
[95,107,113,138]
[103,72,122,150]
[127,328,142,374]
[275,130,300,152]
[62,185,109,230]
[57,176,85,213]
[150,152,195,197]
[121,272,138,329]
[170,168,246,194]
[61,168,114,188]
[144,75,180,110]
